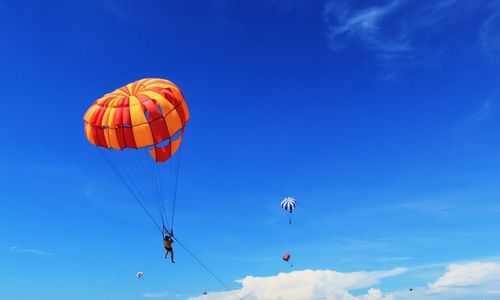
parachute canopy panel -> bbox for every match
[83,78,190,162]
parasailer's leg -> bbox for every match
[165,248,175,263]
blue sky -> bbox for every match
[1,0,500,299]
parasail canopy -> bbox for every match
[83,78,190,162]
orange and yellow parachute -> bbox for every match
[83,78,189,162]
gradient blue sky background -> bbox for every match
[1,1,500,299]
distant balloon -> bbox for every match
[137,272,143,279]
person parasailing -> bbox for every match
[163,229,175,263]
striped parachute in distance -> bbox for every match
[280,197,296,213]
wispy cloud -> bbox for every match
[338,238,392,251]
[377,256,413,263]
[374,200,458,217]
[480,12,500,60]
[269,0,304,11]
[468,99,500,123]
[9,246,53,256]
[323,0,500,75]
[95,0,134,21]
[369,198,500,219]
[471,100,493,122]
[324,0,405,52]
[142,291,182,298]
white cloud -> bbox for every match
[392,261,500,300]
[9,246,53,256]
[430,261,500,292]
[188,268,406,300]
[188,260,500,300]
